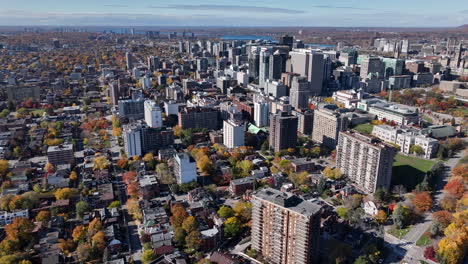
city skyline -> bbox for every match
[0,0,467,27]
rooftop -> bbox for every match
[254,188,321,217]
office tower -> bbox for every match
[360,57,383,79]
[381,58,404,78]
[289,50,324,96]
[336,131,396,193]
[338,49,358,66]
[223,120,245,148]
[178,107,219,130]
[446,37,457,54]
[312,108,349,148]
[269,111,298,152]
[123,123,174,157]
[140,76,151,90]
[401,39,410,54]
[290,76,309,109]
[47,144,75,165]
[148,56,160,71]
[52,39,60,48]
[125,52,133,70]
[252,188,321,264]
[196,57,209,72]
[249,50,260,80]
[144,100,163,128]
[173,152,198,184]
[269,51,283,80]
[259,49,271,87]
[118,99,145,119]
[265,80,287,98]
[254,98,270,127]
[279,35,294,49]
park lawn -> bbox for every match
[392,154,436,190]
[31,109,45,115]
[387,226,412,239]
[416,229,432,247]
[352,123,374,135]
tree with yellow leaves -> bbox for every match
[54,188,79,200]
[143,153,154,163]
[93,156,110,170]
[69,171,78,181]
[374,210,387,224]
[44,162,55,173]
[437,210,468,264]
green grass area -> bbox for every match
[392,154,436,190]
[387,226,412,239]
[31,109,45,115]
[352,123,374,135]
[422,115,433,123]
[416,230,432,247]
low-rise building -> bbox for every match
[47,144,75,165]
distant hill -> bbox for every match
[456,24,468,30]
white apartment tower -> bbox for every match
[144,100,163,128]
[223,120,245,148]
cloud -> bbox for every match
[312,5,375,10]
[103,4,129,8]
[152,4,306,14]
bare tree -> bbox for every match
[392,185,407,198]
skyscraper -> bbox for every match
[336,131,396,193]
[312,108,349,148]
[252,188,321,264]
[360,57,383,79]
[249,50,260,80]
[279,35,294,50]
[269,51,284,80]
[125,52,133,70]
[223,120,245,149]
[259,49,271,88]
[289,76,309,110]
[144,100,163,128]
[148,56,160,71]
[289,50,325,96]
[269,111,298,152]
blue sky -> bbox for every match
[0,0,467,27]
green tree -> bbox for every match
[76,201,90,219]
[107,201,121,209]
[392,204,411,229]
[217,206,234,219]
[224,217,242,238]
[185,230,202,250]
[336,207,349,219]
[173,227,187,246]
[410,145,425,156]
[141,250,156,264]
[182,216,198,233]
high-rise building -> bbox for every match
[123,123,174,157]
[336,131,396,193]
[279,35,294,49]
[125,52,133,70]
[252,188,321,264]
[312,108,349,148]
[223,120,245,148]
[360,57,383,79]
[173,152,198,184]
[289,76,309,110]
[118,99,145,119]
[254,97,270,127]
[148,56,160,71]
[265,80,287,98]
[259,49,271,87]
[196,57,209,72]
[288,50,324,96]
[164,101,179,116]
[178,107,219,130]
[249,50,260,80]
[144,100,163,128]
[292,109,314,135]
[123,125,142,157]
[109,81,119,105]
[269,51,284,80]
[269,111,298,152]
[381,58,404,78]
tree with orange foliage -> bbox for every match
[91,231,106,252]
[36,210,51,223]
[126,198,142,220]
[444,178,465,199]
[58,239,76,256]
[412,191,432,213]
[5,217,34,242]
[451,164,468,180]
[432,211,454,227]
[170,204,189,228]
[127,182,140,198]
[116,158,128,169]
[122,171,137,184]
[72,225,87,243]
